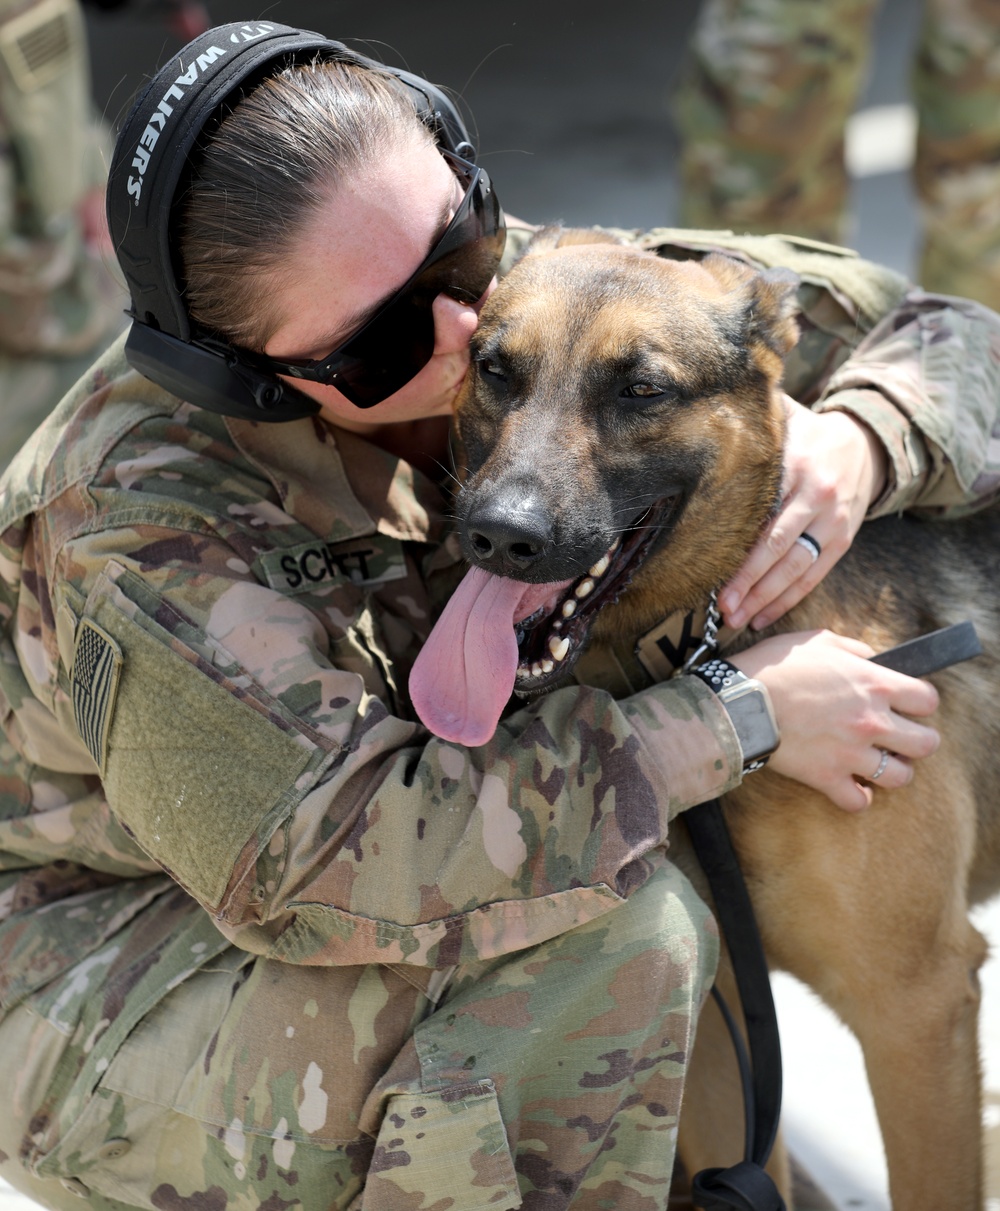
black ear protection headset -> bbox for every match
[107,20,478,422]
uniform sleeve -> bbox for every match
[810,291,1000,517]
[53,534,742,971]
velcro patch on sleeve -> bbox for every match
[89,579,324,910]
[71,618,124,775]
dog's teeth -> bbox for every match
[549,635,570,662]
[575,578,595,599]
[589,554,610,577]
[552,619,563,632]
[561,599,577,619]
[609,537,621,552]
[541,659,554,674]
[531,661,543,677]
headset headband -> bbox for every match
[107,20,477,421]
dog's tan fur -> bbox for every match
[452,230,1000,1209]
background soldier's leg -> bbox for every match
[913,0,1000,307]
[359,857,719,1211]
[673,0,880,241]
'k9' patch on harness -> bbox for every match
[71,619,124,775]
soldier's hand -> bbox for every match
[717,398,888,630]
[733,629,940,812]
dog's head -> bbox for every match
[410,231,799,743]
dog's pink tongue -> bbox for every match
[410,566,572,746]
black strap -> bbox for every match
[684,799,786,1211]
[870,619,982,677]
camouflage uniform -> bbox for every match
[673,0,1000,308]
[0,228,998,1211]
[0,0,126,472]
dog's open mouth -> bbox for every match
[511,503,670,694]
[409,495,680,745]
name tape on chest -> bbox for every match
[258,535,407,595]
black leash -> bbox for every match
[685,799,786,1211]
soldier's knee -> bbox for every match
[604,858,721,1008]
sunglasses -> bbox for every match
[243,151,506,408]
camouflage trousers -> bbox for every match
[0,856,719,1210]
[673,0,1000,308]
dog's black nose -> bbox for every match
[465,495,553,573]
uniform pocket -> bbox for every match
[362,1081,520,1211]
[20,893,237,1177]
[25,937,259,1211]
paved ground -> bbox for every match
[2,1,996,1208]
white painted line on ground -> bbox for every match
[846,103,917,178]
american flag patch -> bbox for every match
[71,619,123,775]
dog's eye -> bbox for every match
[477,357,508,382]
[621,382,667,400]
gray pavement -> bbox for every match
[0,2,992,1208]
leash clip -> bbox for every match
[692,1161,786,1210]
[680,589,723,675]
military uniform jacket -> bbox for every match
[0,230,998,1174]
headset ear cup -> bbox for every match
[387,66,475,159]
[124,325,320,422]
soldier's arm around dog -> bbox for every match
[0,24,995,1211]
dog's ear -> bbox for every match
[523,225,626,257]
[701,253,801,358]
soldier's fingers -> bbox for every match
[732,540,830,630]
[719,509,819,625]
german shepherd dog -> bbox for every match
[409,229,1000,1208]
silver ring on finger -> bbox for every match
[869,748,890,782]
[794,532,821,563]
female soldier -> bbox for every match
[0,21,993,1210]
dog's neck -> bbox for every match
[575,591,745,696]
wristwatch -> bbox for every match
[690,658,780,771]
